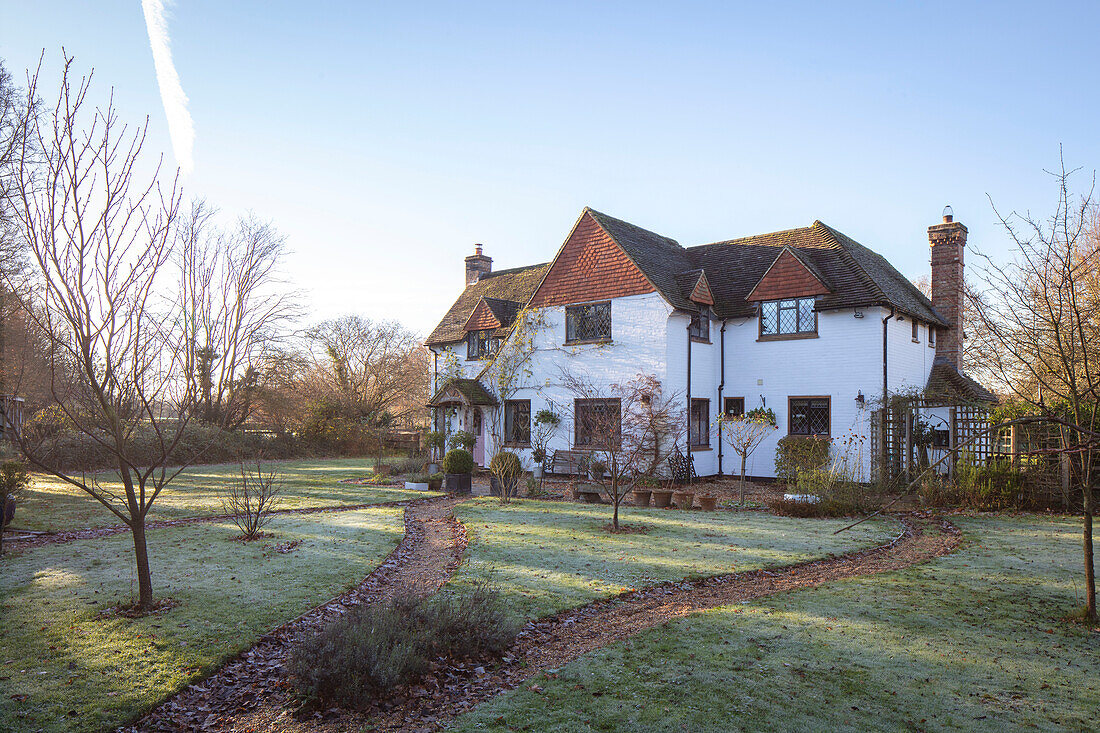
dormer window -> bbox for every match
[760,297,816,337]
[467,330,497,360]
[566,302,611,343]
[689,307,711,341]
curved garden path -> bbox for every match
[121,495,469,733]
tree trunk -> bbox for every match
[739,454,747,505]
[131,518,154,610]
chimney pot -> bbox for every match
[942,204,954,223]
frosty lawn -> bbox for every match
[16,457,434,533]
[449,499,895,619]
[450,515,1100,732]
[0,506,403,733]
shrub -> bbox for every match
[393,453,430,475]
[918,455,1024,510]
[221,463,282,540]
[289,580,518,709]
[489,450,522,477]
[792,466,878,516]
[426,430,446,457]
[407,473,430,484]
[448,430,476,451]
[442,448,473,474]
[775,436,831,486]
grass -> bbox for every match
[449,499,894,619]
[14,457,438,533]
[450,515,1100,732]
[0,505,404,733]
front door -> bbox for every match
[472,408,485,466]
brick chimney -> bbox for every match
[928,207,967,369]
[465,244,492,287]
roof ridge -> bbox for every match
[812,221,889,304]
[687,223,819,251]
[480,262,548,279]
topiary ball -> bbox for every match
[442,448,474,474]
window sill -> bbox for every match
[788,433,830,438]
[690,336,712,344]
[912,339,920,344]
[689,445,712,452]
[564,338,613,346]
[757,332,819,342]
[502,442,531,449]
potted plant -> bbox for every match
[404,473,430,492]
[426,430,445,473]
[530,447,547,479]
[489,450,523,499]
[442,448,474,495]
[449,430,476,452]
[698,495,718,511]
[673,490,695,509]
[530,409,560,480]
[651,487,674,508]
[428,472,444,491]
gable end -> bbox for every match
[462,299,503,332]
[746,247,831,302]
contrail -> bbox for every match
[141,0,194,174]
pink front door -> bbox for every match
[472,409,485,466]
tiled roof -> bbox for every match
[428,378,497,406]
[925,358,997,403]
[426,263,548,345]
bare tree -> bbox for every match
[2,55,210,610]
[560,372,684,531]
[969,153,1097,620]
[222,462,282,540]
[178,200,298,428]
[717,407,778,504]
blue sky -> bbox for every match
[2,1,1098,334]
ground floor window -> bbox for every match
[723,397,745,417]
[504,400,531,445]
[574,398,620,448]
[789,397,830,436]
[690,398,710,447]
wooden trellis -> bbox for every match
[870,396,994,484]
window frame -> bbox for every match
[759,297,818,340]
[689,398,710,449]
[565,301,612,344]
[787,396,831,437]
[466,329,496,360]
[723,397,745,417]
[689,307,711,342]
[928,325,937,348]
[503,399,532,446]
[573,398,621,449]
[911,319,920,343]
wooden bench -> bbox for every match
[549,449,589,476]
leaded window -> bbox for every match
[724,397,745,417]
[466,329,496,359]
[789,397,830,436]
[566,302,612,343]
[690,399,710,447]
[689,308,710,340]
[574,398,620,448]
[760,297,817,336]
[504,400,531,445]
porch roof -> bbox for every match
[428,378,497,407]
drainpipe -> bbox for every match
[685,320,692,455]
[882,306,895,479]
[882,307,894,403]
[717,319,727,475]
[431,349,439,430]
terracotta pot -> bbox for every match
[673,491,695,509]
[632,489,652,507]
[651,490,674,508]
[698,495,718,511]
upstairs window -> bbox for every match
[760,297,816,337]
[574,398,620,448]
[466,330,497,360]
[723,397,745,417]
[789,397,830,436]
[929,325,937,348]
[690,399,710,448]
[689,308,711,341]
[566,302,612,343]
[504,400,531,445]
[912,319,920,342]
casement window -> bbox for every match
[760,297,817,337]
[690,399,710,448]
[723,397,745,417]
[466,330,497,360]
[912,319,920,343]
[789,397,830,436]
[504,400,531,445]
[574,398,620,448]
[566,302,612,343]
[929,325,936,348]
[689,308,711,341]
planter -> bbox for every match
[578,490,603,504]
[428,477,443,491]
[673,491,695,510]
[445,473,472,495]
[698,495,718,511]
[651,489,674,508]
[532,464,544,479]
[490,476,519,498]
[783,493,820,504]
[404,481,430,492]
[632,489,652,507]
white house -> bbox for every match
[425,207,993,479]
